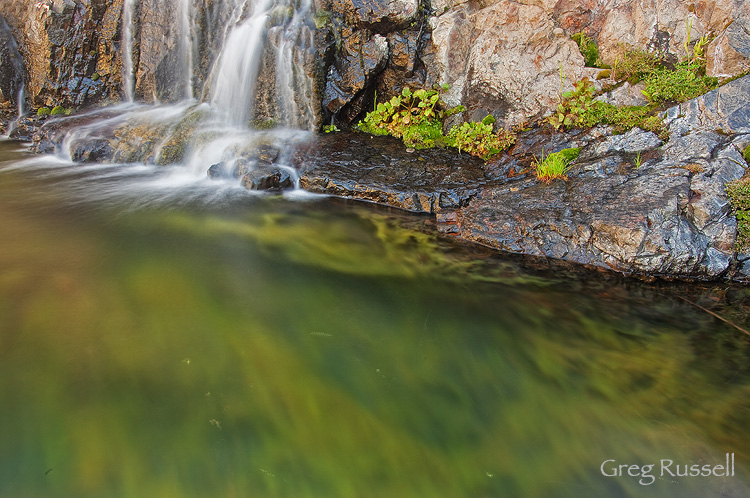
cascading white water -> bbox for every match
[273,0,316,129]
[41,0,319,196]
[179,0,195,100]
[122,0,137,102]
[208,0,274,127]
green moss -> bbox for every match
[50,106,68,116]
[726,177,750,251]
[744,144,750,165]
[571,32,600,68]
[313,9,331,29]
[36,107,51,117]
[642,61,718,104]
[92,72,100,81]
[548,77,668,138]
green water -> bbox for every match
[1,139,750,497]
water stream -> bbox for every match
[121,0,136,103]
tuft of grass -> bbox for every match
[612,49,662,83]
[533,147,580,183]
[743,144,750,165]
[726,177,750,251]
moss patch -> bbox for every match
[726,177,750,251]
[571,32,601,68]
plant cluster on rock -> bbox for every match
[358,86,515,161]
[548,45,719,140]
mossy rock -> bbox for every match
[155,107,210,166]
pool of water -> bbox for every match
[1,138,750,497]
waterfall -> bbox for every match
[273,0,316,128]
[43,0,320,193]
[179,0,195,100]
[122,0,136,102]
[208,0,274,127]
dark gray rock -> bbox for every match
[0,14,24,107]
[664,74,750,136]
[240,165,295,191]
[323,32,389,116]
[292,132,486,213]
[327,0,418,31]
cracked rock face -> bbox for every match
[448,77,750,280]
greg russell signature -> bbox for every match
[601,453,735,485]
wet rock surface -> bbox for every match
[0,14,24,108]
[0,0,123,107]
[291,132,486,213]
[291,76,750,281]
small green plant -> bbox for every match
[323,124,340,133]
[358,85,464,149]
[744,144,750,165]
[548,76,666,137]
[533,147,580,183]
[446,115,515,160]
[92,72,100,81]
[36,107,51,116]
[571,32,601,67]
[726,177,750,250]
[548,78,596,130]
[634,151,642,168]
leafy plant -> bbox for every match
[726,177,750,250]
[357,86,464,149]
[323,124,340,133]
[446,115,515,160]
[533,147,580,183]
[548,78,597,130]
[357,86,516,160]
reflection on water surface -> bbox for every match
[1,139,750,497]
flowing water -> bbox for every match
[2,140,750,497]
